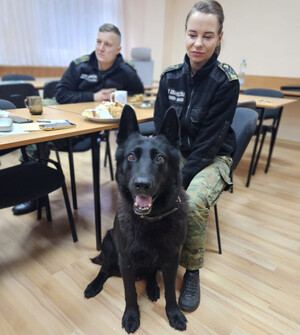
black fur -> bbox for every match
[84,105,189,333]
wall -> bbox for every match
[124,0,300,81]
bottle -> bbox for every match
[238,59,247,87]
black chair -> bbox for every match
[280,85,300,92]
[52,130,114,210]
[0,98,17,110]
[243,88,284,178]
[214,107,258,254]
[237,100,256,110]
[43,80,59,99]
[2,74,35,81]
[139,121,155,136]
[0,158,78,242]
[0,83,39,108]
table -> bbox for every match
[237,95,296,187]
[0,104,154,250]
[237,94,296,109]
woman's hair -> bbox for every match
[185,0,224,55]
[99,23,121,44]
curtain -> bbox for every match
[0,0,125,66]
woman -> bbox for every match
[154,0,239,312]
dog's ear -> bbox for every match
[158,106,181,148]
[117,104,140,144]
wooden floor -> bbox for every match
[1,136,300,335]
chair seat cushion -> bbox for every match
[0,161,64,209]
[138,121,155,136]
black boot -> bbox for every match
[179,270,200,312]
[12,201,37,215]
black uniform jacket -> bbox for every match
[154,53,240,189]
[55,52,144,104]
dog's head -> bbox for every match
[116,104,181,216]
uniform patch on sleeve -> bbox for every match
[161,64,183,78]
[218,63,238,81]
[74,54,90,65]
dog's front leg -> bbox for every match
[162,258,187,331]
[120,264,140,334]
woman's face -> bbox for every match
[185,11,223,74]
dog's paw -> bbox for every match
[122,307,140,334]
[146,280,160,302]
[84,281,103,298]
[166,307,187,331]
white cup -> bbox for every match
[110,90,127,104]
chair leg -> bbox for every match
[67,138,78,210]
[45,196,52,221]
[54,149,62,166]
[214,205,222,254]
[37,198,42,220]
[253,127,267,175]
[61,182,78,242]
[105,131,114,181]
[101,130,114,181]
[265,116,281,174]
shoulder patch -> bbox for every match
[74,54,90,65]
[161,64,183,78]
[218,63,238,81]
[124,59,136,70]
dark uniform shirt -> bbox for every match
[55,52,144,104]
[154,52,240,189]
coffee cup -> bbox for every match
[24,96,43,115]
[110,90,127,104]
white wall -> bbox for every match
[124,0,300,81]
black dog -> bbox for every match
[84,105,188,333]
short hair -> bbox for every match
[99,23,121,44]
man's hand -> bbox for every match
[93,88,116,102]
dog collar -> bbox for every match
[139,196,181,222]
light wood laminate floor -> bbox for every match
[0,136,299,335]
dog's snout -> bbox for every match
[134,177,152,193]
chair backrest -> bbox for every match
[0,83,39,108]
[237,100,256,110]
[243,88,283,119]
[130,47,154,86]
[280,85,300,91]
[2,74,35,81]
[0,98,17,110]
[231,107,258,171]
[43,80,59,99]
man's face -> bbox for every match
[95,31,121,70]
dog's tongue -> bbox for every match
[135,195,152,208]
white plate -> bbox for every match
[82,106,120,123]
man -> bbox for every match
[55,23,144,104]
[13,23,144,215]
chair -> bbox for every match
[0,158,78,242]
[214,107,258,254]
[280,85,300,92]
[2,74,35,81]
[243,88,284,177]
[52,130,114,210]
[0,83,39,108]
[43,80,60,99]
[130,47,154,86]
[138,121,155,136]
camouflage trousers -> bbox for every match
[19,143,51,162]
[180,155,233,270]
